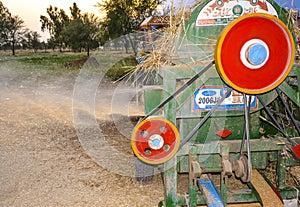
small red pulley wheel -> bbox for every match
[215,13,295,94]
[131,117,180,165]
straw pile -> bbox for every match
[135,1,189,71]
[288,9,300,60]
[127,0,207,85]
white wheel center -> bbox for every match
[148,134,164,150]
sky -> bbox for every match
[276,0,300,9]
[1,0,300,41]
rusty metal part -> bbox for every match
[191,160,202,179]
[233,158,245,179]
[222,159,232,176]
[240,155,252,183]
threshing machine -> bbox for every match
[131,0,300,206]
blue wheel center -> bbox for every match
[152,139,161,147]
[247,44,268,65]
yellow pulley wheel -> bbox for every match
[131,117,180,165]
[215,13,295,94]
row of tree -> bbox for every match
[0,0,163,56]
[40,3,100,56]
[0,1,43,55]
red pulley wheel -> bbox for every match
[131,117,180,165]
[215,13,295,94]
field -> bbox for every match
[0,51,164,206]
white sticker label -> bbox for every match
[193,87,258,111]
[196,0,278,26]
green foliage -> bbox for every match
[63,18,86,51]
[97,0,163,42]
[0,53,87,82]
[8,15,25,55]
[0,2,27,55]
[63,12,100,56]
[18,53,86,66]
[0,1,11,45]
[0,2,43,55]
[70,2,81,20]
[23,31,41,53]
[40,3,101,56]
[81,13,101,56]
[40,5,70,51]
[106,55,137,81]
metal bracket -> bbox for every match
[189,154,202,179]
[221,144,232,176]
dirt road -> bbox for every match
[0,60,163,206]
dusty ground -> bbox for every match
[0,59,164,207]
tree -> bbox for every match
[6,15,25,55]
[82,13,100,56]
[62,3,85,52]
[0,2,41,54]
[40,5,70,51]
[41,3,100,55]
[0,2,26,55]
[31,32,42,52]
[70,2,81,20]
[63,5,100,56]
[47,36,57,51]
[0,1,11,47]
[97,0,163,50]
[63,18,86,52]
[24,30,41,53]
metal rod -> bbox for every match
[243,94,252,182]
[179,88,233,149]
[240,95,252,155]
[240,130,246,155]
[258,96,296,146]
[141,60,215,121]
[276,88,300,136]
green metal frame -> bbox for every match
[155,66,300,207]
[142,0,300,206]
[155,64,300,207]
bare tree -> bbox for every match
[6,15,25,55]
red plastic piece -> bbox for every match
[292,144,300,160]
[216,130,232,138]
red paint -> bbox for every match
[216,130,232,138]
[292,144,300,160]
[135,119,177,162]
[219,16,291,91]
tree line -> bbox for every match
[0,0,162,56]
[40,3,100,56]
[0,1,42,55]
